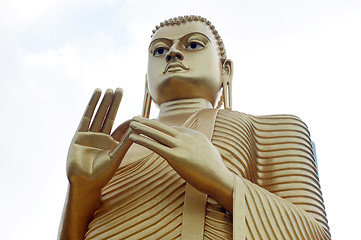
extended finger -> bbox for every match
[77,89,102,132]
[101,88,123,134]
[109,128,133,162]
[129,133,173,159]
[132,116,179,137]
[90,89,114,132]
[130,121,178,147]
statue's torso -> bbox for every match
[85,110,250,239]
[84,110,328,239]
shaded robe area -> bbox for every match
[84,109,330,239]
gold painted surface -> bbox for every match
[84,110,330,239]
[59,15,330,240]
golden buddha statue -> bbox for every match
[59,15,331,239]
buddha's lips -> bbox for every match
[163,62,189,73]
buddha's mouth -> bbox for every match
[163,62,189,74]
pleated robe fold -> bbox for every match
[85,109,330,240]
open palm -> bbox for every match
[66,88,130,192]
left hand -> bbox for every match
[129,116,234,207]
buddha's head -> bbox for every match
[145,16,233,114]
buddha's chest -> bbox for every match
[120,143,154,166]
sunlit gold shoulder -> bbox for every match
[214,109,331,239]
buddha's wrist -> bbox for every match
[207,170,234,213]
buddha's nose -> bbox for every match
[166,42,184,62]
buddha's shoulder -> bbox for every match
[217,109,309,131]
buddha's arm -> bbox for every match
[58,89,132,240]
[58,185,102,240]
[216,112,331,239]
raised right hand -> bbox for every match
[66,88,132,192]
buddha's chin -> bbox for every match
[149,74,220,105]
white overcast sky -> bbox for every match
[0,0,360,239]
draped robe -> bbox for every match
[84,109,331,239]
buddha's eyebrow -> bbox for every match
[149,32,211,49]
[179,32,211,42]
[148,38,172,50]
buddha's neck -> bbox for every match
[158,98,212,118]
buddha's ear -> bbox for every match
[222,59,233,81]
[221,59,233,109]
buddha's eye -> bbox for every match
[153,47,169,56]
[186,42,204,50]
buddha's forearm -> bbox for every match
[58,184,101,240]
[207,170,234,214]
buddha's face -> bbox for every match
[147,21,227,105]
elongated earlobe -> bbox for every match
[222,60,233,110]
[142,75,152,118]
[222,81,232,110]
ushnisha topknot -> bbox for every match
[151,15,227,61]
